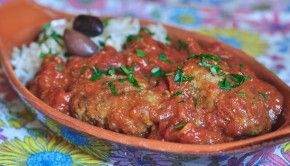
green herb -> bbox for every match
[120,64,141,88]
[172,91,182,97]
[125,35,143,47]
[174,67,194,82]
[108,68,115,76]
[140,27,154,35]
[219,74,251,90]
[194,54,224,76]
[159,53,174,64]
[57,65,63,71]
[173,122,188,129]
[80,65,88,75]
[102,18,110,27]
[128,74,141,88]
[236,92,246,97]
[107,81,118,96]
[42,23,51,31]
[118,78,126,83]
[259,92,269,99]
[136,49,146,58]
[151,67,167,77]
[178,100,185,103]
[165,35,171,44]
[99,41,105,49]
[51,31,63,46]
[91,66,105,81]
[177,40,189,50]
[40,48,52,58]
[63,52,70,57]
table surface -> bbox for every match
[0,0,290,165]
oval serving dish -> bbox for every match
[1,0,290,164]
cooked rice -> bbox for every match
[10,16,169,85]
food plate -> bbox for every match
[1,0,290,164]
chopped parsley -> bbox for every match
[99,41,105,49]
[108,68,116,76]
[177,40,189,50]
[80,65,88,75]
[174,67,194,82]
[40,48,52,58]
[107,81,118,96]
[173,122,188,129]
[125,35,143,47]
[42,23,51,31]
[118,78,126,83]
[219,74,251,90]
[159,53,174,64]
[178,100,185,103]
[236,92,246,97]
[140,27,154,35]
[165,35,171,44]
[259,92,269,99]
[151,67,167,77]
[91,66,106,81]
[172,91,183,97]
[57,65,63,71]
[120,63,141,88]
[51,31,63,46]
[102,18,110,27]
[136,49,146,58]
[196,54,224,76]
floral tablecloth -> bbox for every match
[0,0,290,165]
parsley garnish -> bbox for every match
[178,100,185,103]
[91,66,106,81]
[259,92,269,99]
[159,53,174,64]
[57,65,63,71]
[173,122,188,129]
[236,92,246,97]
[102,18,110,27]
[196,54,224,76]
[120,63,141,88]
[125,35,143,47]
[51,31,63,46]
[99,41,105,49]
[107,81,118,96]
[219,74,251,90]
[151,67,167,77]
[172,91,182,96]
[177,40,189,50]
[174,67,194,82]
[118,78,126,83]
[108,68,115,76]
[80,65,88,75]
[140,27,154,35]
[40,48,52,58]
[136,49,146,58]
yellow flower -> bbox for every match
[198,28,268,57]
[0,135,102,165]
[281,142,290,153]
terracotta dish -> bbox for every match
[0,0,290,161]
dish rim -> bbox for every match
[1,0,290,155]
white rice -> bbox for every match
[10,17,168,85]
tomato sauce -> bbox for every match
[28,32,283,144]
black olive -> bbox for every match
[63,29,98,57]
[73,15,104,37]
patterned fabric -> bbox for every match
[0,0,289,165]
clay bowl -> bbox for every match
[1,0,290,163]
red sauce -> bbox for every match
[28,32,284,144]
